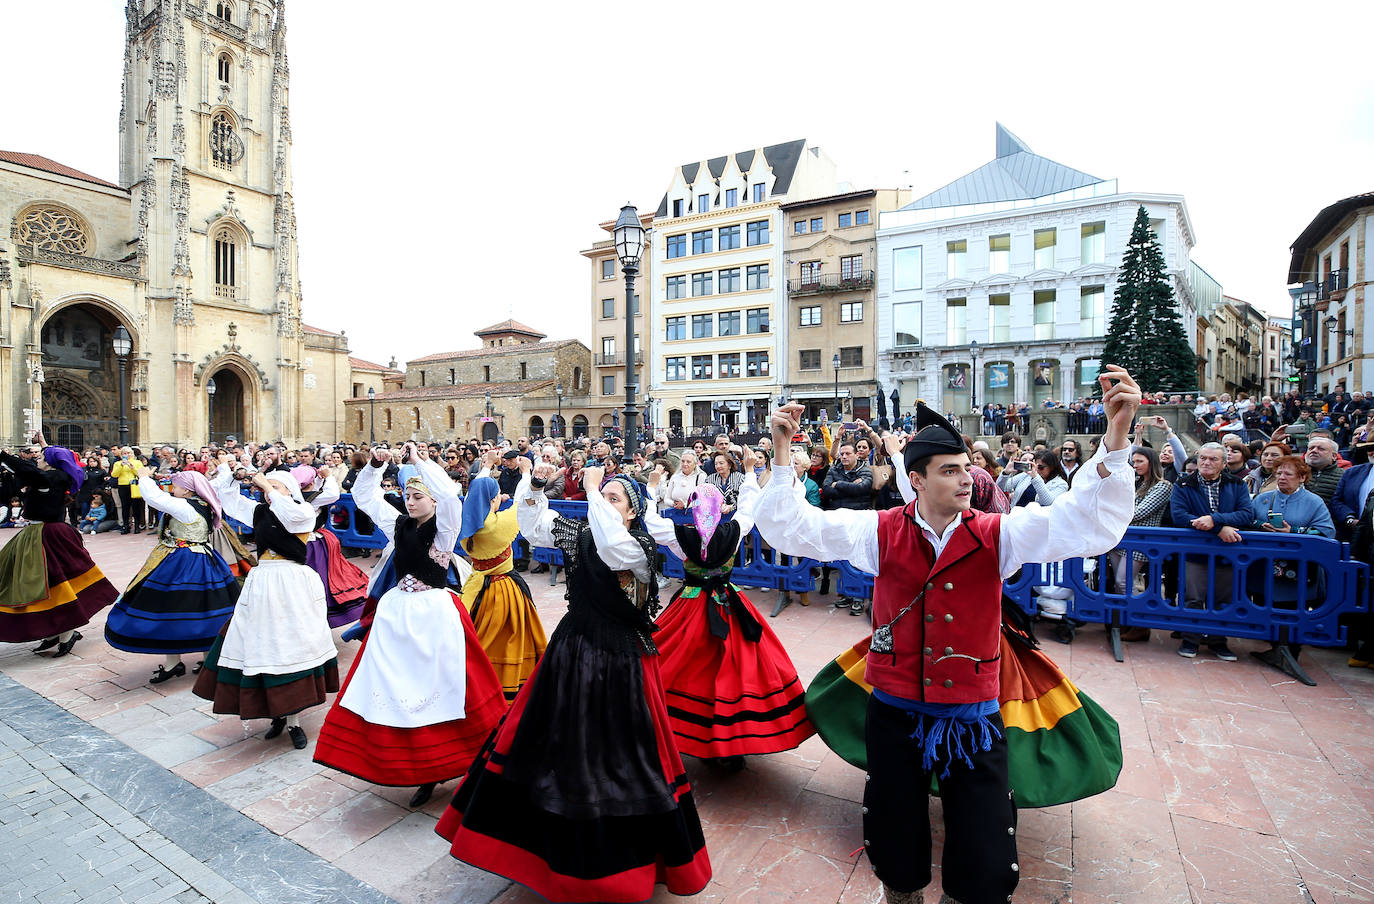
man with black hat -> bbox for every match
[753,365,1141,904]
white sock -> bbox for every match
[57,630,75,643]
[286,714,301,728]
[163,655,182,670]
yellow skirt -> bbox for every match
[463,570,547,701]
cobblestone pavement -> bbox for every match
[3,528,1374,903]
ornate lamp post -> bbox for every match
[555,382,564,437]
[367,386,376,443]
[1288,281,1318,396]
[613,204,644,450]
[969,338,980,416]
[832,352,841,420]
[112,325,132,447]
[206,377,217,446]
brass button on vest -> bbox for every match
[944,613,954,622]
[943,679,954,688]
[943,582,954,591]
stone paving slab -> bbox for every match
[4,528,1374,903]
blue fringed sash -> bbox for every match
[874,689,1001,779]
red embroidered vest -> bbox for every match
[865,503,1004,703]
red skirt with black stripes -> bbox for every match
[654,583,814,758]
[436,624,711,903]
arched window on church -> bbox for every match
[213,228,238,299]
[217,53,232,85]
[215,1,234,24]
[15,205,89,255]
[385,409,392,431]
[210,112,242,170]
[572,367,582,390]
[448,406,456,430]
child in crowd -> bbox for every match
[79,492,108,534]
[2,496,28,528]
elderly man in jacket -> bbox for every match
[1169,442,1255,661]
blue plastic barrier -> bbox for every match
[327,494,389,551]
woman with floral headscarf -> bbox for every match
[315,443,505,808]
[643,451,814,769]
[104,467,240,684]
[0,434,118,657]
[437,459,711,903]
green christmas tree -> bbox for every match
[1099,206,1197,393]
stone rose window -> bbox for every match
[15,205,89,254]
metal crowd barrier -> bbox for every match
[836,526,1370,685]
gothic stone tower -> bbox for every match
[119,0,305,444]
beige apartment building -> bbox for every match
[1288,192,1372,397]
[648,140,839,435]
[780,188,909,422]
[341,321,593,445]
[580,213,652,433]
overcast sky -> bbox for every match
[4,2,1372,368]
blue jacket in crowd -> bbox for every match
[1251,487,1336,537]
[1170,470,1256,534]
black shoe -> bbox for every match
[1054,623,1076,645]
[834,595,851,609]
[32,636,60,653]
[120,528,131,535]
[264,717,287,740]
[528,562,547,574]
[849,599,866,616]
[149,662,186,685]
[52,632,81,658]
[409,783,437,807]
[287,726,308,749]
[710,755,746,773]
[192,660,204,674]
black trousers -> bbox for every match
[863,696,1019,904]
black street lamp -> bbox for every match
[613,204,644,451]
[206,377,217,446]
[367,386,376,443]
[112,325,132,447]
[832,352,841,420]
[555,382,564,438]
[969,339,980,415]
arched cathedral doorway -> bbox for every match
[207,368,246,445]
[39,303,135,448]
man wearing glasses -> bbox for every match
[651,432,680,469]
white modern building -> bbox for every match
[648,140,838,434]
[876,125,1198,417]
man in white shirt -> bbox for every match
[753,366,1140,904]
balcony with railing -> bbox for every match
[1317,268,1349,301]
[787,270,874,296]
[595,352,643,366]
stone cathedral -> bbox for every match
[0,0,359,450]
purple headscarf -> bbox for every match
[42,447,84,492]
[170,471,222,529]
[687,483,725,549]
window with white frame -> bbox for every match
[893,302,921,346]
[988,234,1010,273]
[840,254,862,280]
[601,337,615,357]
[990,293,1010,341]
[946,298,967,345]
[947,240,967,279]
[1034,290,1056,340]
[893,246,922,290]
[1033,229,1056,269]
[840,301,863,323]
[1081,221,1105,265]
[1080,286,1105,335]
[799,260,822,285]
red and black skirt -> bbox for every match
[0,522,118,643]
[654,580,813,758]
[305,529,369,627]
[313,591,507,787]
[436,626,711,903]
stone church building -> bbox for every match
[0,0,357,450]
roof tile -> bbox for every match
[0,150,122,190]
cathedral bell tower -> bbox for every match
[118,0,304,444]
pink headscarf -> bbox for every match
[170,471,222,529]
[687,483,725,549]
[289,465,317,491]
